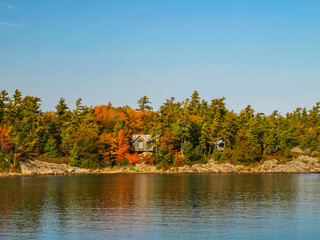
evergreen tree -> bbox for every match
[137,96,153,111]
[45,138,58,158]
[69,144,81,167]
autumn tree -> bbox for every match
[116,129,131,165]
[0,124,11,153]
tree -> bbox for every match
[157,145,174,167]
[69,144,81,167]
[137,96,153,111]
[187,91,200,115]
[55,98,70,125]
[45,138,58,158]
[0,124,11,152]
[126,153,140,164]
[116,129,131,164]
[0,90,9,123]
[182,141,203,165]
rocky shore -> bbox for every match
[19,160,91,176]
[134,155,320,174]
[0,155,319,177]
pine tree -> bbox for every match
[45,138,58,158]
[137,96,153,111]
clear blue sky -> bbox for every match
[1,0,319,114]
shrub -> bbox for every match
[212,149,220,160]
[120,158,129,166]
[284,147,293,159]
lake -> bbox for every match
[1,174,320,239]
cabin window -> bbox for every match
[137,142,144,148]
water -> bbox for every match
[1,174,320,239]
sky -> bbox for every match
[0,0,319,114]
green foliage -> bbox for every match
[232,144,262,164]
[129,165,136,171]
[284,147,293,159]
[157,145,173,167]
[120,158,129,166]
[45,138,58,158]
[182,141,203,165]
[0,153,11,171]
[69,145,81,167]
[137,96,153,111]
[212,148,220,160]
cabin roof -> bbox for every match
[131,134,153,143]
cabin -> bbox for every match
[214,137,226,152]
[131,135,156,153]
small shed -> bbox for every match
[131,135,156,152]
[214,137,226,152]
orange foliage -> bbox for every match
[47,111,56,118]
[176,152,184,166]
[159,131,178,146]
[116,129,131,163]
[124,108,154,134]
[158,130,179,155]
[189,115,202,123]
[94,104,116,122]
[140,154,155,165]
[100,133,117,165]
[126,153,140,164]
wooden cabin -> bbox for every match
[131,135,156,153]
[214,137,226,152]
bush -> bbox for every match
[129,165,136,171]
[0,159,10,171]
[212,149,220,160]
[120,158,129,166]
[284,147,293,159]
[0,153,13,171]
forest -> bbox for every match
[0,89,319,171]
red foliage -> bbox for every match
[0,124,12,152]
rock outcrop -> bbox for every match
[253,156,320,173]
[20,159,90,176]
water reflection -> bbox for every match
[0,174,320,239]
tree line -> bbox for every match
[0,89,319,170]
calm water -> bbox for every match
[1,174,320,239]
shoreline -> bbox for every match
[1,155,319,177]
